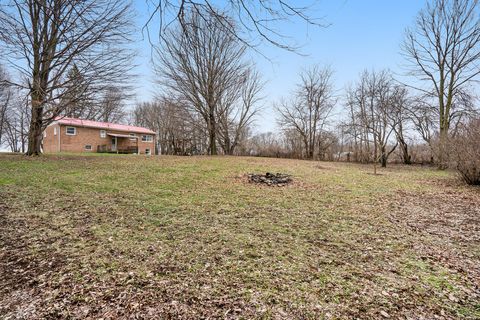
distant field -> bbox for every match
[0,154,479,319]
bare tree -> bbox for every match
[0,0,135,155]
[346,70,399,171]
[2,94,30,153]
[344,83,371,163]
[155,9,262,155]
[216,69,264,155]
[389,85,412,165]
[316,130,338,161]
[403,0,480,168]
[61,65,94,119]
[247,132,282,157]
[408,98,438,164]
[96,87,128,123]
[0,64,12,146]
[277,66,335,159]
[132,99,205,155]
[146,0,327,52]
[246,130,300,158]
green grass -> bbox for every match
[0,154,478,319]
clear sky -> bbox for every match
[131,0,426,133]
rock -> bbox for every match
[247,173,292,186]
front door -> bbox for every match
[111,137,117,151]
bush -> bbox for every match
[450,119,480,185]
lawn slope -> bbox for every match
[0,155,479,319]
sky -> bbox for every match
[131,0,426,133]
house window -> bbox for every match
[85,145,92,151]
[66,126,76,135]
[100,130,106,138]
[129,133,137,140]
[142,135,153,142]
[54,127,57,135]
[145,148,151,155]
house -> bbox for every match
[43,117,156,154]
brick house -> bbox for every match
[43,117,156,154]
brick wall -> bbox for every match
[43,124,155,154]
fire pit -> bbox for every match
[247,172,292,186]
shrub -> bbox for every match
[450,118,480,185]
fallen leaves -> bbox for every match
[0,155,479,319]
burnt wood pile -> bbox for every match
[247,172,292,186]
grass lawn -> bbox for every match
[0,154,479,319]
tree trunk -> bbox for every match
[227,141,237,156]
[437,126,448,169]
[395,129,411,165]
[400,142,411,165]
[223,135,232,155]
[304,138,314,160]
[381,152,387,168]
[26,99,43,156]
[307,148,314,159]
[208,111,217,155]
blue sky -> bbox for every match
[131,0,426,133]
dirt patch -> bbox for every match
[247,172,292,186]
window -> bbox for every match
[145,148,151,155]
[54,127,57,135]
[100,130,106,138]
[129,133,137,140]
[66,126,76,135]
[142,135,153,142]
[85,145,92,151]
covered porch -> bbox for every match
[97,133,139,154]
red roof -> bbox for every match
[54,117,155,135]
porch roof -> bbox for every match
[107,133,138,139]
